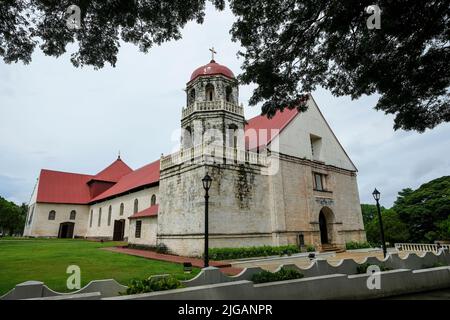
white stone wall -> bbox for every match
[128,217,157,246]
[86,186,159,239]
[270,96,357,171]
[25,203,89,238]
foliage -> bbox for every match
[123,276,183,295]
[0,196,27,236]
[208,245,300,260]
[393,176,450,243]
[1,1,448,131]
[345,241,372,250]
[251,267,304,284]
[356,263,391,274]
[306,245,315,252]
[364,208,410,246]
[230,0,450,132]
[0,239,199,295]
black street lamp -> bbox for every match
[372,188,387,258]
[202,173,212,268]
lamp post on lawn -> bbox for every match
[202,173,212,268]
[372,188,387,258]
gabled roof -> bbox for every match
[128,204,159,219]
[36,170,93,204]
[244,108,299,150]
[90,158,133,183]
[90,160,160,203]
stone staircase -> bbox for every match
[320,244,345,253]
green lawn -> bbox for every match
[0,238,199,295]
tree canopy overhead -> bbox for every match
[1,0,449,132]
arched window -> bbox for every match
[134,199,139,214]
[120,203,124,216]
[90,210,93,227]
[151,194,156,206]
[70,210,76,220]
[205,83,214,101]
[228,124,238,148]
[226,86,233,102]
[184,126,193,148]
[48,210,56,220]
[189,88,196,104]
[98,208,102,227]
[107,206,112,226]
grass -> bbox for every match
[0,238,199,295]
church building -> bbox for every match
[23,57,366,256]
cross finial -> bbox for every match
[209,46,217,62]
[118,150,121,160]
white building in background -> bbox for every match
[23,58,366,256]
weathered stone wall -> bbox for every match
[128,217,157,246]
[186,75,239,105]
[158,161,271,257]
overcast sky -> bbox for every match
[0,3,449,207]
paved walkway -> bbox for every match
[103,247,242,275]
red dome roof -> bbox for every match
[190,60,235,82]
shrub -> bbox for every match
[126,243,169,254]
[251,267,304,284]
[356,263,391,274]
[123,275,183,295]
[306,245,315,252]
[208,245,300,260]
[345,241,372,250]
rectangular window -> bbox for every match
[135,220,142,238]
[314,173,324,191]
[310,134,322,161]
[90,210,93,227]
[98,208,102,227]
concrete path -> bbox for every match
[103,247,242,275]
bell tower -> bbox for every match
[181,50,245,150]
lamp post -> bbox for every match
[372,188,387,258]
[202,173,212,268]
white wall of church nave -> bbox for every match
[25,203,89,237]
[86,186,159,239]
[128,217,157,246]
[270,98,356,172]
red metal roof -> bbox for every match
[90,160,160,203]
[190,60,235,82]
[128,204,159,219]
[90,158,133,183]
[36,170,94,204]
[244,108,299,150]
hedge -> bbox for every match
[251,267,304,284]
[208,245,300,260]
[345,241,372,250]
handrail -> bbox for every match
[160,143,267,170]
[394,243,450,253]
[182,100,244,118]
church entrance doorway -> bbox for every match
[319,210,329,244]
[113,219,125,241]
[58,222,75,239]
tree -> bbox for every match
[364,208,410,246]
[1,1,448,131]
[229,0,449,132]
[0,196,27,236]
[0,0,225,68]
[392,176,450,243]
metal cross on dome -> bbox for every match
[209,47,217,61]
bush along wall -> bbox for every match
[345,241,372,250]
[208,245,300,261]
[251,267,304,284]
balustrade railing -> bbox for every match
[182,100,244,118]
[395,243,450,253]
[160,143,267,170]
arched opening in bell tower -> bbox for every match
[205,83,215,101]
